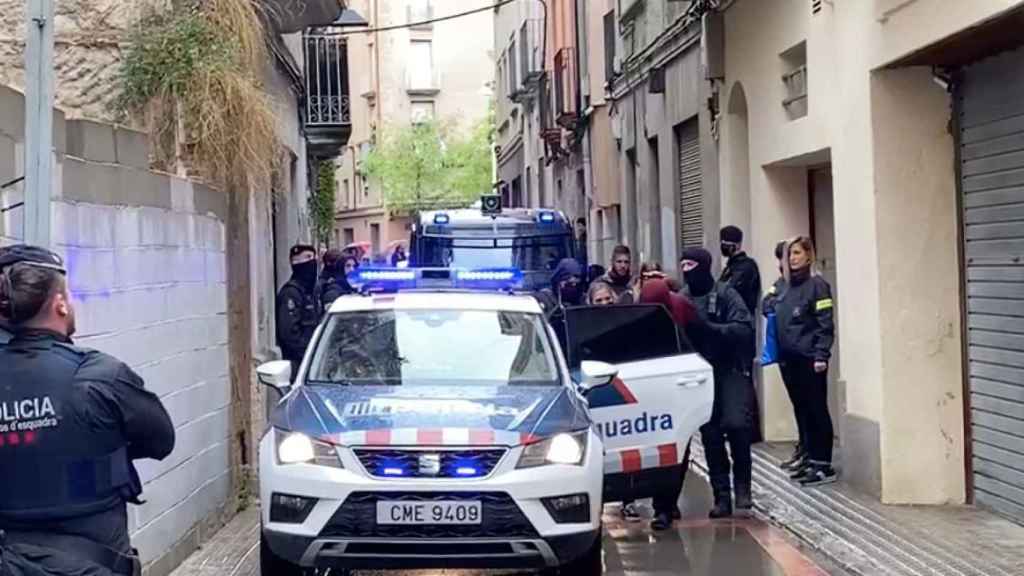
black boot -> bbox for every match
[734,483,753,516]
[708,490,733,519]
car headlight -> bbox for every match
[517,431,588,469]
[276,430,343,468]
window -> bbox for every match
[604,10,617,83]
[344,228,355,246]
[342,178,351,208]
[370,223,381,256]
[561,305,692,369]
[411,100,435,123]
[409,40,434,91]
[781,41,808,120]
[307,310,560,386]
[407,0,433,28]
[508,36,519,92]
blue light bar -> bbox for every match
[382,467,405,477]
[434,213,450,225]
[348,267,524,293]
[455,467,478,477]
[537,211,556,223]
[454,268,524,290]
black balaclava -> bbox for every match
[720,225,743,259]
[551,258,584,305]
[681,247,715,297]
[292,260,317,290]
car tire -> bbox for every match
[260,535,304,576]
[544,532,603,576]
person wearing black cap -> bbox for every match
[0,244,174,576]
[680,247,759,519]
[719,225,762,317]
[276,244,321,374]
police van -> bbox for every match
[256,267,713,575]
[409,202,576,292]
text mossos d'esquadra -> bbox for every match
[0,396,59,433]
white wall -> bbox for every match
[54,191,230,562]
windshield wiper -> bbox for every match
[306,378,355,387]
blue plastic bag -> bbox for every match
[760,312,779,366]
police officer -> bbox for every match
[276,244,321,374]
[535,258,584,320]
[680,248,758,519]
[0,245,175,576]
[774,236,836,487]
[719,225,762,317]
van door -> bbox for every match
[562,305,714,478]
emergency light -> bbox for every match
[433,213,450,225]
[537,211,557,224]
[348,267,524,293]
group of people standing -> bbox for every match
[275,244,362,373]
[540,225,836,530]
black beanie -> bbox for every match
[720,225,743,244]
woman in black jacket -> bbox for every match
[774,236,836,487]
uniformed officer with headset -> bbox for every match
[0,245,175,576]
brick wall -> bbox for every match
[0,84,233,573]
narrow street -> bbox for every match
[171,472,843,576]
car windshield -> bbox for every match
[307,309,561,386]
[415,234,572,271]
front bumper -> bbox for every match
[258,429,603,569]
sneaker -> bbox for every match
[622,502,642,522]
[798,464,837,487]
[780,447,807,471]
[788,460,812,480]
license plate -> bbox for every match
[376,501,483,525]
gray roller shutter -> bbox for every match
[959,46,1024,521]
[677,119,703,250]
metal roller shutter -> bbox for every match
[677,119,703,250]
[959,46,1024,521]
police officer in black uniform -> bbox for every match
[680,247,759,519]
[276,244,321,374]
[719,225,762,317]
[0,245,175,576]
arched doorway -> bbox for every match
[724,82,752,236]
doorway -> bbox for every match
[809,166,843,442]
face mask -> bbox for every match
[292,260,318,288]
[559,283,581,305]
[720,243,737,258]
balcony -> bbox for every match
[553,47,579,128]
[304,33,352,158]
[405,68,443,96]
[510,18,544,103]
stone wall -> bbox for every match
[0,0,159,121]
[0,84,233,575]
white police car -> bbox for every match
[256,268,713,575]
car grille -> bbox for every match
[321,492,539,539]
[354,448,507,479]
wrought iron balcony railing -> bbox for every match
[304,32,353,157]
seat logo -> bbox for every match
[586,377,638,409]
[418,453,441,476]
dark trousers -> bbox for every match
[778,361,809,454]
[700,424,753,495]
[780,357,834,464]
[653,442,692,514]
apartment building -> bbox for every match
[334,0,495,259]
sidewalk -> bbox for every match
[691,441,1024,576]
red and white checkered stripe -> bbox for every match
[603,442,686,474]
[321,428,537,448]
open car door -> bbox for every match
[561,305,714,501]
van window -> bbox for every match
[562,305,694,369]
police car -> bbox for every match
[257,267,713,575]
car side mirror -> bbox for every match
[578,361,618,395]
[257,360,293,394]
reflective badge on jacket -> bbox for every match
[816,298,833,311]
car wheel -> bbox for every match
[544,533,602,576]
[260,535,304,576]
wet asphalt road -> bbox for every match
[172,470,844,576]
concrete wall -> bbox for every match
[716,0,1022,503]
[0,84,232,574]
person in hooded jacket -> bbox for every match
[0,245,174,576]
[318,251,358,310]
[535,258,584,320]
[719,225,762,320]
[774,236,836,487]
[276,244,321,374]
[638,279,699,530]
[679,248,759,519]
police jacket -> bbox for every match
[0,330,174,563]
[761,277,786,317]
[720,252,762,317]
[276,278,320,363]
[773,271,835,362]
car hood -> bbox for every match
[270,384,590,447]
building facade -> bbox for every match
[334,0,495,259]
[715,0,1024,519]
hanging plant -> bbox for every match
[310,160,337,247]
